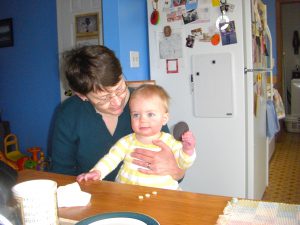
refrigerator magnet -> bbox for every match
[220,21,237,45]
[151,9,160,25]
[212,0,220,7]
[166,59,178,73]
[164,26,172,37]
[211,34,220,45]
[186,35,195,48]
[150,0,160,25]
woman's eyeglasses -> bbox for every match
[94,81,127,105]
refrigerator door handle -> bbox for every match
[190,74,194,93]
[244,67,272,74]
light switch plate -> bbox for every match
[130,51,140,68]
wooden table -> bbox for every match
[17,170,231,225]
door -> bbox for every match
[56,0,103,102]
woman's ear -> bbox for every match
[74,92,88,101]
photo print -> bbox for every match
[182,9,198,25]
[191,28,203,41]
[159,30,183,59]
[219,21,237,45]
[166,5,186,22]
[186,35,195,48]
[185,0,198,11]
[190,27,212,42]
[172,0,187,7]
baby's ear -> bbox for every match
[162,113,169,125]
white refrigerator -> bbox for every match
[147,0,273,199]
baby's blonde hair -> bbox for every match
[129,84,170,112]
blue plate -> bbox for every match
[75,212,159,225]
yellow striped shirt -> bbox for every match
[92,132,196,190]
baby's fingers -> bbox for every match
[76,173,85,182]
[182,132,194,141]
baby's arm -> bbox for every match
[76,137,128,183]
[76,170,101,182]
[181,131,196,156]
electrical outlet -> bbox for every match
[130,51,139,68]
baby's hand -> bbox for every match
[181,131,196,155]
[76,170,101,182]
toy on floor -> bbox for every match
[0,151,18,170]
[2,133,48,171]
[25,147,48,171]
[3,133,27,162]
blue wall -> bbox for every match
[103,0,149,80]
[118,0,149,80]
[0,0,149,155]
[0,1,60,155]
[102,1,120,57]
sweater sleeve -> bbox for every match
[160,133,196,170]
[50,108,79,175]
[169,137,196,170]
[177,148,196,170]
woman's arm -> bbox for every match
[50,111,78,175]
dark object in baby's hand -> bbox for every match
[173,121,189,141]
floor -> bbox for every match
[262,129,300,204]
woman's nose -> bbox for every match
[110,95,122,106]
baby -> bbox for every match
[77,84,196,190]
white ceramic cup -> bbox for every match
[12,179,58,225]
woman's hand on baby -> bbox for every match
[181,131,196,155]
[131,139,185,181]
[76,170,101,182]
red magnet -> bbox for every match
[151,9,160,25]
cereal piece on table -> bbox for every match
[138,195,144,200]
[152,191,157,195]
[145,193,151,198]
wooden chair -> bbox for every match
[126,80,156,89]
[3,133,27,162]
